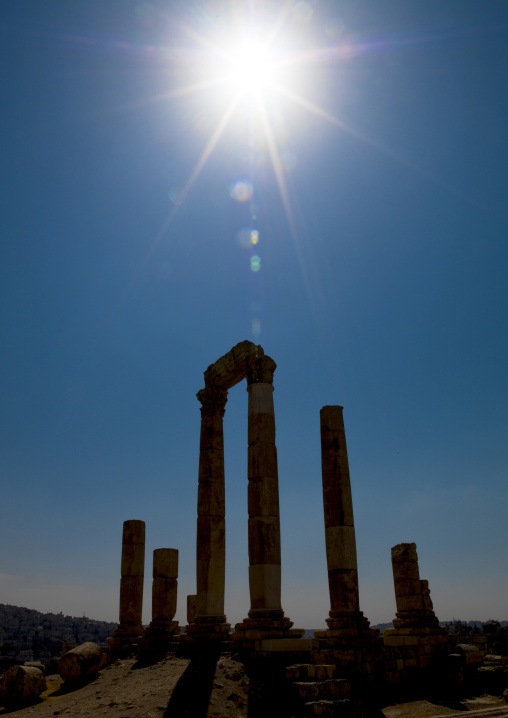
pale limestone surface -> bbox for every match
[58,642,103,684]
[0,665,46,706]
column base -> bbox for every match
[232,610,304,648]
[385,611,447,634]
[107,623,145,657]
[184,615,231,642]
[313,613,384,688]
[314,610,379,639]
[138,621,180,658]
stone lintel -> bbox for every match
[203,340,263,389]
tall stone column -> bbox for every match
[187,386,231,640]
[141,548,179,656]
[233,354,302,643]
[321,406,359,617]
[246,354,282,618]
[108,519,145,654]
[315,408,382,693]
[317,407,373,636]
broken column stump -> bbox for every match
[383,542,448,693]
[140,548,180,657]
[108,519,146,656]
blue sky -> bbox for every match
[1,0,507,629]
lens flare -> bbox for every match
[236,227,259,248]
[229,180,253,202]
[250,255,261,272]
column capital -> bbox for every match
[196,386,228,418]
[246,355,277,386]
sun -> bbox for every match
[222,39,284,97]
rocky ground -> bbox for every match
[382,696,507,718]
[0,653,248,718]
[1,654,508,718]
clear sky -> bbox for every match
[1,0,507,630]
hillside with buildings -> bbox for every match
[0,604,117,668]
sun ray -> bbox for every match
[256,95,317,315]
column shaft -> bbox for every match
[119,519,145,628]
[246,357,283,618]
[320,406,360,616]
[152,548,178,622]
[195,386,228,624]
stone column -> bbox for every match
[317,406,376,637]
[188,386,231,639]
[108,519,145,653]
[245,355,283,619]
[233,354,302,643]
[320,406,359,617]
[141,548,179,656]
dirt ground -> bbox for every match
[0,653,248,718]
[382,695,507,718]
[2,655,507,718]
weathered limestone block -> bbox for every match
[456,643,483,669]
[248,443,278,479]
[196,516,225,561]
[247,385,276,443]
[196,558,226,616]
[394,579,423,597]
[197,449,225,482]
[199,415,226,449]
[248,477,280,517]
[392,543,418,563]
[119,576,144,623]
[24,661,45,675]
[120,519,145,577]
[248,516,282,565]
[249,564,282,611]
[203,340,262,388]
[322,486,354,528]
[423,595,434,612]
[328,569,360,612]
[58,642,103,684]
[392,562,421,581]
[122,519,146,546]
[0,665,46,706]
[151,548,178,621]
[152,577,177,621]
[153,547,178,578]
[395,594,425,613]
[197,480,226,516]
[325,526,358,571]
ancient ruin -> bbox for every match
[104,342,497,715]
[141,548,180,656]
[108,519,146,655]
[185,341,303,645]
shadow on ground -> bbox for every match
[164,652,218,718]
